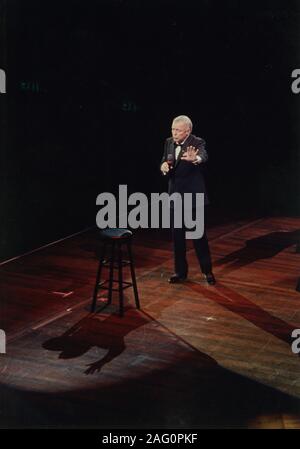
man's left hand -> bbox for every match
[181,146,199,162]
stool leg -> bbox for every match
[108,242,115,304]
[118,243,124,317]
[127,242,140,309]
[91,242,106,312]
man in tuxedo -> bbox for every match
[160,115,216,285]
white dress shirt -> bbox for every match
[175,145,182,160]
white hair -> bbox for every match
[172,115,193,131]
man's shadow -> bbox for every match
[215,230,300,276]
[43,308,158,375]
[42,262,207,376]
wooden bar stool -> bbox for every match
[91,228,140,316]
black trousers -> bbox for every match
[170,206,212,277]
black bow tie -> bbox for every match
[174,142,182,147]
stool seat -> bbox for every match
[99,228,133,240]
[91,228,140,316]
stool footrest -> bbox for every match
[97,279,133,291]
[102,259,131,268]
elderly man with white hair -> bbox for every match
[160,115,216,285]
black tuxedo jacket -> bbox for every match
[161,133,209,205]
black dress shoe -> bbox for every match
[168,274,187,284]
[204,273,216,285]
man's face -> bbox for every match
[171,121,190,144]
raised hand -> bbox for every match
[181,146,199,162]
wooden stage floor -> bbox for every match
[0,216,300,428]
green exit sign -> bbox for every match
[19,81,45,93]
[122,100,139,113]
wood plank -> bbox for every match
[0,216,300,428]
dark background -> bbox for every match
[0,0,299,261]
